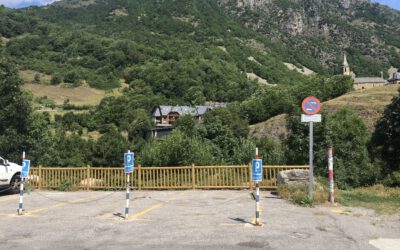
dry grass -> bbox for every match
[277,178,341,207]
[19,70,52,85]
[0,36,10,46]
[279,181,400,214]
[110,8,129,17]
[249,114,288,142]
[340,185,400,214]
[172,16,199,27]
[22,83,123,105]
[322,85,399,131]
[284,62,315,76]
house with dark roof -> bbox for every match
[150,104,226,138]
[388,70,400,85]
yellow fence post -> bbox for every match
[249,162,253,190]
[86,165,90,191]
[138,164,142,191]
[192,163,195,190]
[38,165,42,190]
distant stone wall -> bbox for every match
[354,82,386,90]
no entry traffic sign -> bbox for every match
[302,97,321,115]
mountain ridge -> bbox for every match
[218,0,400,76]
[0,0,399,97]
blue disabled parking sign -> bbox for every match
[252,159,262,182]
[21,160,30,178]
[124,152,134,173]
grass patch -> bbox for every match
[58,179,79,192]
[323,85,398,131]
[23,182,34,194]
[277,184,314,206]
[340,185,400,214]
[19,70,52,85]
[277,178,339,207]
[22,83,117,105]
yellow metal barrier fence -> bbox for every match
[28,165,308,190]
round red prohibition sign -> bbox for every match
[302,97,321,115]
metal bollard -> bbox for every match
[125,173,130,219]
[17,151,25,215]
[328,148,334,204]
[255,147,261,226]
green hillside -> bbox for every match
[0,0,309,104]
[219,0,400,77]
[1,0,399,102]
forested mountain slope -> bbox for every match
[0,0,399,104]
[219,0,400,76]
[0,0,308,104]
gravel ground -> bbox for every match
[0,190,399,250]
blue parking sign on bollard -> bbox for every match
[21,160,30,178]
[252,159,262,182]
[124,152,134,173]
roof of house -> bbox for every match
[152,104,226,117]
[389,71,400,82]
[354,77,387,84]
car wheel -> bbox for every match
[8,174,21,194]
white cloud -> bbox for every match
[0,0,61,8]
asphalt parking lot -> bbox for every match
[0,190,399,250]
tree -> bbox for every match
[50,74,62,85]
[128,109,154,151]
[48,131,92,167]
[33,72,41,84]
[92,129,129,167]
[174,115,197,137]
[140,130,222,166]
[370,88,400,185]
[316,107,378,188]
[251,137,286,165]
[0,59,32,162]
[286,107,378,188]
[64,70,80,86]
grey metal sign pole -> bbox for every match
[308,122,314,200]
[301,96,321,202]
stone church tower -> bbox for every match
[342,54,351,76]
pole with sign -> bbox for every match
[301,97,322,201]
[18,152,29,215]
[124,150,134,219]
[252,147,262,226]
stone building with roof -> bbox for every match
[388,69,400,85]
[150,104,226,138]
[342,54,387,90]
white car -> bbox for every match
[0,157,22,194]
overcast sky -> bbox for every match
[0,0,399,10]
